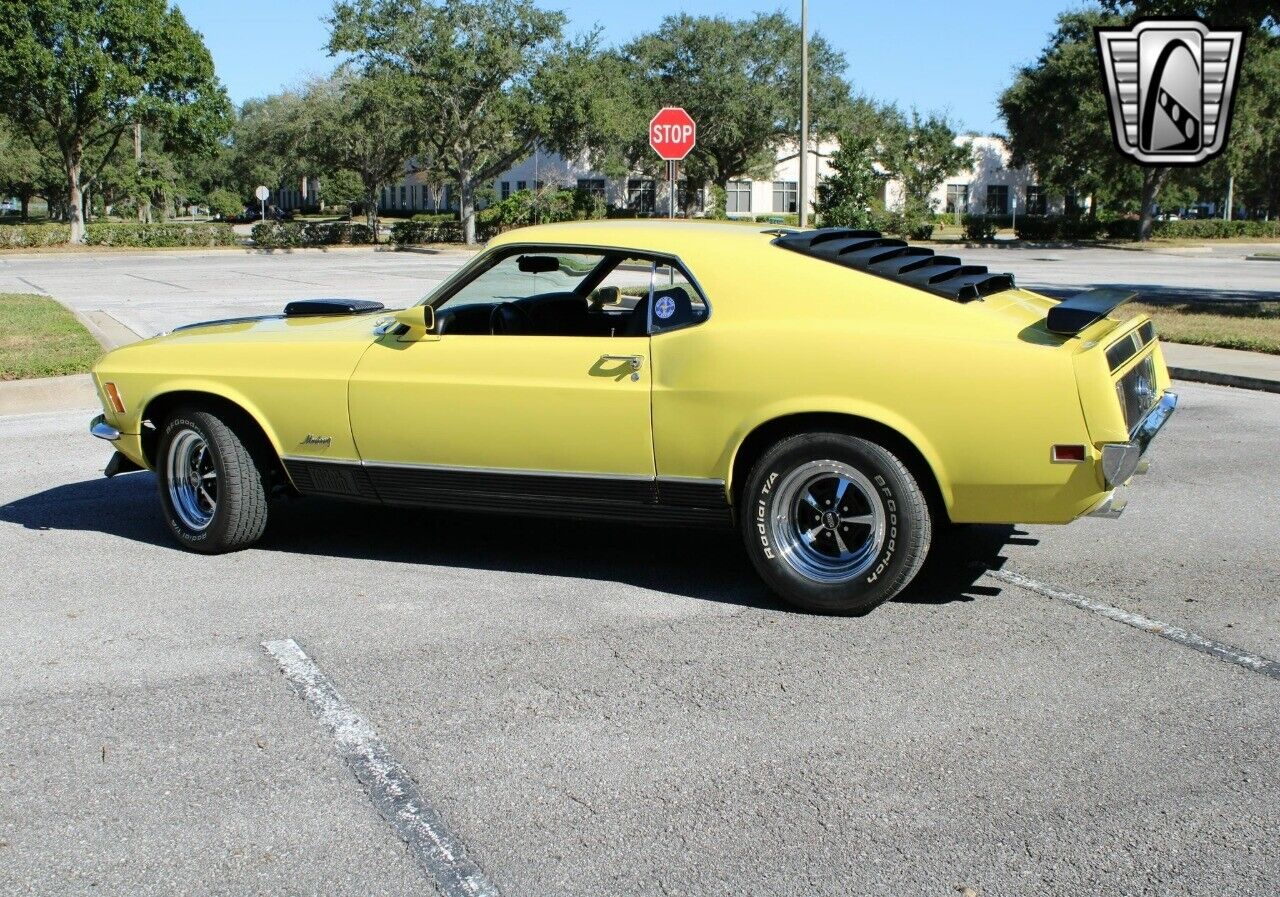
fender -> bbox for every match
[721,394,954,511]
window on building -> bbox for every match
[986,185,1009,215]
[500,181,511,200]
[1025,185,1047,215]
[627,179,656,214]
[535,180,544,190]
[726,180,752,214]
[516,180,527,192]
[945,184,968,214]
[399,185,407,209]
[772,181,798,214]
[577,178,607,200]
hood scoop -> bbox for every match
[283,298,385,317]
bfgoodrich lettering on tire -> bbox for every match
[740,432,932,614]
[156,408,269,554]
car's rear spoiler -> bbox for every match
[1045,288,1138,335]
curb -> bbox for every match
[0,374,99,416]
[1169,367,1280,394]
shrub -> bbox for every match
[411,212,456,223]
[877,210,934,240]
[251,221,374,248]
[963,215,998,241]
[706,184,727,220]
[1150,219,1280,239]
[84,222,238,247]
[207,188,246,220]
[1014,215,1105,242]
[0,223,71,248]
[389,220,502,245]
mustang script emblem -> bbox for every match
[1095,19,1244,166]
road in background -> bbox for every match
[0,240,1275,342]
[1,382,1277,895]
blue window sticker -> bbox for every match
[654,295,676,320]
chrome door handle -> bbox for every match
[599,354,643,371]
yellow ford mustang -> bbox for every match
[89,222,1176,614]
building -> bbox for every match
[372,134,1060,221]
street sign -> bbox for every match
[649,107,696,161]
[254,185,270,201]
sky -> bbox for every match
[175,0,1072,135]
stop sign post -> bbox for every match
[649,107,696,219]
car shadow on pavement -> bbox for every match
[0,473,1030,612]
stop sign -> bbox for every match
[649,107,697,161]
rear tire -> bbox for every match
[156,408,269,553]
[740,432,932,614]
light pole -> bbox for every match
[798,0,809,228]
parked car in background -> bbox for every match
[87,222,1176,614]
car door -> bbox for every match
[346,248,656,504]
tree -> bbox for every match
[0,0,229,242]
[880,110,974,218]
[618,13,854,216]
[0,118,46,220]
[329,0,589,244]
[295,71,419,236]
[813,101,897,228]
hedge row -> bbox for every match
[0,223,71,247]
[1148,218,1280,239]
[1014,216,1108,241]
[251,221,374,248]
[85,222,238,247]
[0,221,236,248]
[390,220,503,245]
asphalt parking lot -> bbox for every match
[1,380,1277,896]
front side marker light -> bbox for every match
[103,382,126,413]
[1051,444,1086,463]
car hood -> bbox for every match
[146,310,392,347]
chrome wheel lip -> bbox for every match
[166,428,217,532]
[769,460,886,584]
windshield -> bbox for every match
[434,252,610,312]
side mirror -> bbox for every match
[593,285,622,307]
[392,304,435,339]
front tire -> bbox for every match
[156,408,269,553]
[740,432,932,614]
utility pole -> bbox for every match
[798,0,809,228]
[1225,174,1234,221]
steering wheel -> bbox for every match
[489,301,531,335]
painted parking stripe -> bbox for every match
[262,638,503,897]
[985,568,1280,681]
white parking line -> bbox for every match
[262,638,503,897]
[985,568,1280,681]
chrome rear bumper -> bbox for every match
[1101,391,1177,488]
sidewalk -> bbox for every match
[1162,343,1280,394]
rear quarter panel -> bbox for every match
[653,245,1103,523]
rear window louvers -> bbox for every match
[773,228,1015,303]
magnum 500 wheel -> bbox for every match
[156,408,269,553]
[741,432,932,614]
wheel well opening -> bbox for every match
[730,412,950,524]
[140,391,284,482]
